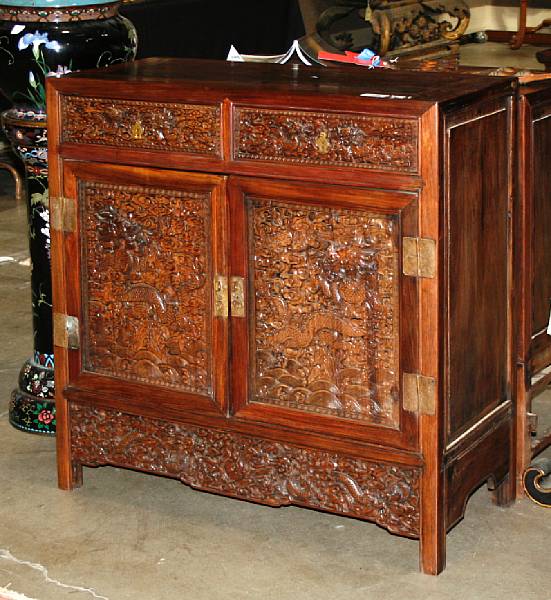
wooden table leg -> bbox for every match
[0,160,25,203]
[511,0,529,49]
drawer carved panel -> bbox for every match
[62,97,221,155]
[80,181,212,393]
[234,107,418,173]
[70,403,421,537]
[249,198,400,426]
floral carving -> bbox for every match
[234,107,418,172]
[81,181,212,394]
[249,198,399,426]
[70,404,420,537]
[62,97,221,155]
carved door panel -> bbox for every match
[62,161,229,416]
[229,177,420,450]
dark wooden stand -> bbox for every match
[486,29,551,48]
[47,58,516,575]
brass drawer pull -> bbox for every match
[315,131,330,154]
[131,119,144,140]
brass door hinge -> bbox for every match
[214,275,229,318]
[214,275,246,318]
[403,237,436,278]
[53,312,80,350]
[230,276,245,318]
[403,372,436,415]
[50,196,77,234]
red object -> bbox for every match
[318,50,375,66]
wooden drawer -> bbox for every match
[61,96,221,157]
[232,106,419,173]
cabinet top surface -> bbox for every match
[51,57,514,105]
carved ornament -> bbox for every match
[248,198,400,426]
[313,0,469,56]
[70,403,421,537]
[370,0,470,55]
[80,181,213,395]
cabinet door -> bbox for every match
[229,177,419,450]
[61,161,229,416]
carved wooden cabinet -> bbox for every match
[47,59,516,575]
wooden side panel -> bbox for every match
[531,112,551,342]
[446,107,511,439]
[516,88,551,494]
[445,411,511,530]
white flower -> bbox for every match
[46,65,72,78]
[18,31,61,58]
[46,40,61,53]
[10,25,25,35]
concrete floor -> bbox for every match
[1,40,551,597]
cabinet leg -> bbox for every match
[57,459,83,490]
[419,412,446,575]
[419,524,446,575]
[72,462,83,489]
[491,474,514,507]
[419,469,446,574]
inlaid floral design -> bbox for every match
[1,1,137,435]
[0,6,137,111]
[32,402,56,432]
[17,29,60,53]
[13,29,70,110]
